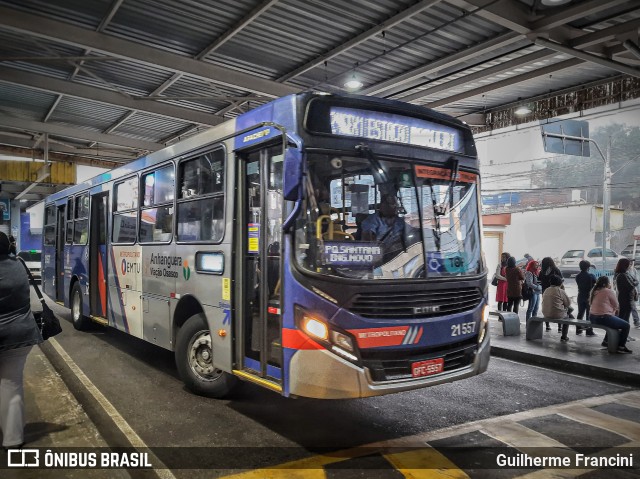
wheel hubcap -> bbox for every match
[188,331,223,382]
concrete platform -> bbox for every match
[489,311,640,387]
[0,346,129,479]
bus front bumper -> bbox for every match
[288,329,490,399]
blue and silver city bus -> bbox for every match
[42,92,489,399]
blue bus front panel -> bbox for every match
[279,238,489,399]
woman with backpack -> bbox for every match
[524,260,542,321]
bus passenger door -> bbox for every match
[239,146,284,384]
[55,204,66,302]
[89,192,108,319]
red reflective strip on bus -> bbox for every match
[413,326,423,344]
[281,329,324,350]
[97,251,107,316]
[347,326,410,348]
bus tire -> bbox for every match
[175,314,237,398]
[70,282,89,330]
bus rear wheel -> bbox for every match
[70,282,89,330]
[175,314,237,398]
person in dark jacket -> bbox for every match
[0,231,42,448]
[575,260,596,337]
[505,256,525,313]
[615,257,639,325]
[538,257,563,332]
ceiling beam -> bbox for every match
[0,116,162,151]
[568,18,640,50]
[530,0,633,32]
[0,136,136,162]
[277,0,443,82]
[397,49,553,102]
[534,37,640,77]
[0,142,124,167]
[425,58,583,109]
[0,6,300,98]
[446,0,532,35]
[0,69,222,126]
[197,0,280,60]
[361,32,523,96]
[394,20,638,103]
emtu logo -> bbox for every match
[121,259,127,276]
[183,260,191,280]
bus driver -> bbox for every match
[361,194,405,243]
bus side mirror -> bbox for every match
[283,147,303,201]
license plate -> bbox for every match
[411,358,444,378]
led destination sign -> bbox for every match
[330,107,461,152]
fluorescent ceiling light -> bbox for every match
[344,77,363,90]
[514,105,532,116]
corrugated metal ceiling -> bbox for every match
[0,0,638,190]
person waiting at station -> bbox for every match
[524,260,542,321]
[505,256,524,314]
[541,274,572,343]
[575,260,597,337]
[539,257,563,332]
[589,275,632,354]
[614,257,639,328]
[494,252,510,312]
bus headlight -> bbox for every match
[478,304,490,344]
[295,306,360,364]
[301,316,329,341]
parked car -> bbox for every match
[559,248,619,277]
[17,249,42,282]
[620,243,640,263]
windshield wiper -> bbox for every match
[426,158,460,251]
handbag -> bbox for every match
[18,257,63,340]
[491,275,499,286]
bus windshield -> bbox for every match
[295,154,482,280]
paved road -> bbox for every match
[37,299,640,478]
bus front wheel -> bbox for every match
[70,282,89,330]
[175,314,237,398]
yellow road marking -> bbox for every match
[383,447,469,479]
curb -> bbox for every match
[490,345,640,388]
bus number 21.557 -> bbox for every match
[451,322,476,337]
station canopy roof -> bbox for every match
[0,0,639,200]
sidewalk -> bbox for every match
[489,311,640,387]
[0,346,129,479]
